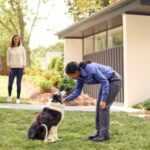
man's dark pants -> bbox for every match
[96,79,121,137]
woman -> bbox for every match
[64,61,121,142]
[7,34,26,104]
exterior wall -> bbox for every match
[64,39,83,66]
[123,14,150,107]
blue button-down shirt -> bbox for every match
[65,63,121,101]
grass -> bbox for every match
[0,109,149,150]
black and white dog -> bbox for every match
[27,91,65,142]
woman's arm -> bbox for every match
[7,48,11,67]
[65,79,84,101]
[22,46,27,67]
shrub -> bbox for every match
[59,76,75,95]
[25,67,43,76]
[39,80,52,92]
[133,99,150,110]
[48,57,64,77]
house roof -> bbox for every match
[57,0,150,38]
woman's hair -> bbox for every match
[10,34,21,48]
[65,61,91,74]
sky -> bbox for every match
[27,0,73,49]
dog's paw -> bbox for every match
[47,139,57,143]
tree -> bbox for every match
[46,42,64,52]
[0,0,49,66]
[65,0,120,22]
[31,42,64,68]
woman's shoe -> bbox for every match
[7,96,12,102]
[16,98,20,104]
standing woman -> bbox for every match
[7,34,26,104]
[64,61,121,142]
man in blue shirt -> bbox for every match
[64,61,121,142]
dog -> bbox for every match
[27,91,65,142]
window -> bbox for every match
[84,36,94,55]
[108,26,123,48]
[95,32,106,52]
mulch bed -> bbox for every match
[28,90,96,106]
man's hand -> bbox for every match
[100,101,107,109]
[62,99,67,104]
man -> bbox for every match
[64,61,121,142]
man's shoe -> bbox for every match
[88,132,99,140]
[92,135,110,142]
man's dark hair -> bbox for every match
[65,61,79,74]
[65,61,91,74]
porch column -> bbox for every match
[64,39,83,66]
[123,14,150,107]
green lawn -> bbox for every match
[0,109,149,150]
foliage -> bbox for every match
[133,99,150,111]
[31,42,64,68]
[65,0,120,21]
[48,56,64,77]
[0,0,51,66]
[46,42,64,52]
[25,67,43,76]
[25,67,62,92]
[59,76,75,94]
[39,79,52,92]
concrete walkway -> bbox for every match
[0,103,142,113]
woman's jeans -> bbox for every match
[8,68,23,99]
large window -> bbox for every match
[84,36,94,55]
[83,26,123,55]
[95,31,107,52]
[108,26,123,48]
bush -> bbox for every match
[59,76,75,95]
[133,99,150,110]
[25,67,43,76]
[48,57,64,77]
[39,80,52,92]
[25,58,64,92]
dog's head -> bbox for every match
[48,91,66,104]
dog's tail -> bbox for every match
[41,124,48,142]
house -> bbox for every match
[57,0,150,107]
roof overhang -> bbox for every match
[57,0,150,39]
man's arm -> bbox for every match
[64,79,84,101]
